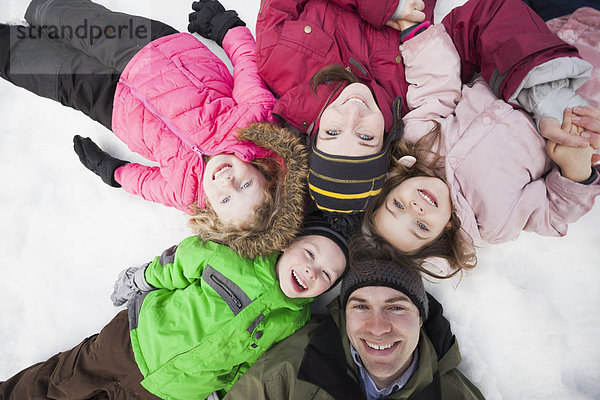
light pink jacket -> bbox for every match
[111,27,276,214]
[401,24,600,245]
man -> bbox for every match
[223,250,484,400]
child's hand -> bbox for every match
[73,135,129,188]
[187,0,245,47]
[539,116,590,147]
[572,106,600,151]
[386,0,426,31]
[546,108,594,182]
[111,265,155,306]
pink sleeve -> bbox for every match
[115,164,193,214]
[534,166,600,235]
[483,167,600,243]
[400,24,462,140]
[222,26,277,107]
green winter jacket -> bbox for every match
[224,296,485,400]
[127,237,312,400]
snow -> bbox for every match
[1,1,599,399]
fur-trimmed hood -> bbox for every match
[193,122,308,258]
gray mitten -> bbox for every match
[110,264,155,306]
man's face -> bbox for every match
[345,286,422,390]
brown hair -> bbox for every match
[309,64,402,145]
[349,230,422,274]
[309,64,360,92]
[362,122,477,278]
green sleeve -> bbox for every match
[144,237,215,290]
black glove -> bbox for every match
[73,135,129,188]
[188,0,245,47]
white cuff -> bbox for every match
[391,0,408,20]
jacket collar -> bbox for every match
[295,297,459,399]
[297,315,365,400]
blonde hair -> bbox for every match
[188,122,309,258]
[189,156,281,248]
[363,122,477,277]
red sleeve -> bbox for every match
[440,0,581,103]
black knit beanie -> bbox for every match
[307,131,393,215]
[298,211,349,263]
[339,259,429,320]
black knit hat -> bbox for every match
[307,130,394,215]
[299,211,349,263]
[340,258,429,320]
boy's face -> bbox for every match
[203,154,267,226]
[276,235,346,298]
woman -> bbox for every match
[252,0,596,146]
[188,0,596,234]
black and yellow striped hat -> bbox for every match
[307,133,393,215]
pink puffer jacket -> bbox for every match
[111,27,277,214]
[401,25,600,245]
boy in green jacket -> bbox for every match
[224,237,485,400]
[0,216,348,400]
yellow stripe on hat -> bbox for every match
[309,169,387,184]
[308,183,382,199]
[314,149,388,163]
[314,204,366,214]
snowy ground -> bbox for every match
[1,1,599,399]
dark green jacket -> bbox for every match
[224,294,485,400]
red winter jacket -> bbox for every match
[255,0,582,134]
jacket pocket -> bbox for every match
[171,55,207,89]
[53,334,98,382]
[202,265,253,315]
[260,20,335,96]
[278,20,333,60]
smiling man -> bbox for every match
[224,245,484,400]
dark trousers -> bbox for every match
[0,0,177,129]
[0,310,160,400]
[522,0,600,21]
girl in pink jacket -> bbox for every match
[0,0,308,257]
[362,21,600,275]
[207,0,596,233]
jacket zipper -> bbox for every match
[118,78,207,160]
[210,275,243,310]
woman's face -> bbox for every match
[374,176,452,253]
[316,83,385,157]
